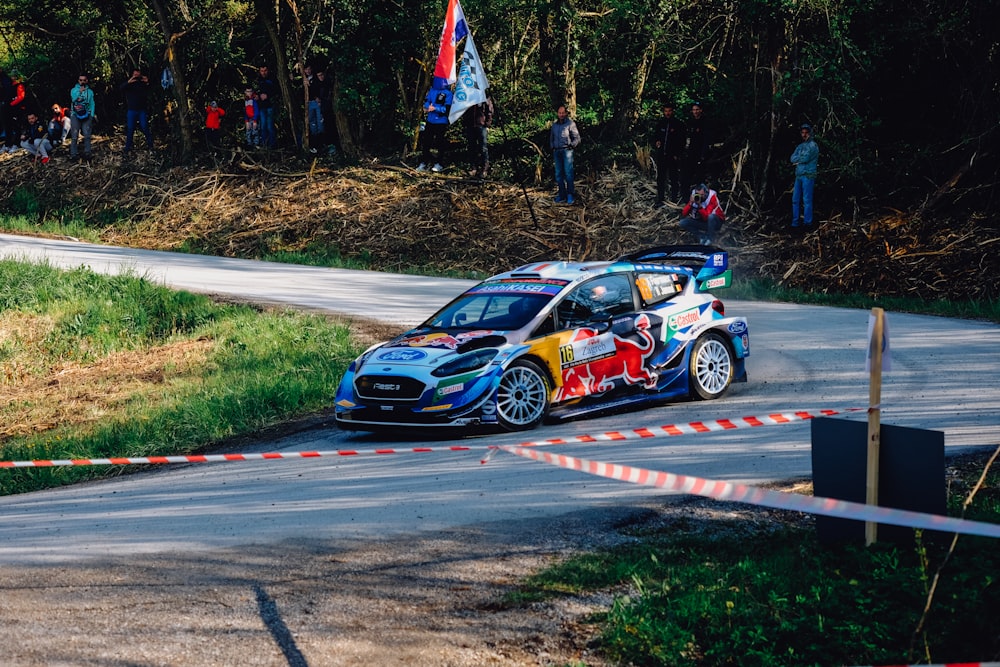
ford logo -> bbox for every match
[377,349,428,362]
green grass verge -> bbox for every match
[507,464,1000,666]
[0,258,363,496]
[0,212,101,243]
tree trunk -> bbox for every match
[611,40,655,138]
[255,0,300,148]
[149,0,194,164]
[284,0,309,152]
[562,17,576,115]
[331,75,357,158]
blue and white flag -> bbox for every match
[449,31,490,124]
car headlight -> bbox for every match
[431,348,499,377]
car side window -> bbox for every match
[636,272,686,307]
[557,275,634,328]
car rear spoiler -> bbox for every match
[616,245,732,292]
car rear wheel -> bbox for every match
[689,332,733,400]
[496,359,550,431]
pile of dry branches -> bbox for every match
[2,141,997,304]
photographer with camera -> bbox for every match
[120,68,153,157]
[679,183,726,246]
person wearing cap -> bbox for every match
[679,183,726,245]
[204,100,225,149]
[651,101,686,207]
[790,123,819,228]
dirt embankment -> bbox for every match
[2,141,997,304]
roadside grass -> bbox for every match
[507,457,1000,666]
[0,258,363,496]
[0,211,101,243]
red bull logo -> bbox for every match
[396,330,494,350]
[553,314,657,402]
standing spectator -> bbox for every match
[417,82,452,172]
[651,101,685,207]
[20,112,52,163]
[204,101,225,149]
[685,101,711,190]
[48,103,71,146]
[242,87,260,147]
[0,67,13,150]
[315,69,336,154]
[69,73,96,162]
[303,64,326,153]
[679,183,726,245]
[120,68,154,157]
[790,123,819,228]
[463,95,493,178]
[255,65,279,148]
[549,104,581,204]
[6,71,27,153]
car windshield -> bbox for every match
[425,292,552,331]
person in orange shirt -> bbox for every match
[204,101,225,149]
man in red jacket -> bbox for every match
[679,183,726,246]
[5,71,27,152]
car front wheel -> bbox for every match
[496,359,550,431]
[689,332,734,400]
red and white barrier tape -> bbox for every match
[0,408,855,468]
[497,445,1000,540]
[0,446,474,468]
[493,408,862,461]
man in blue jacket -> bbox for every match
[790,123,819,228]
[418,82,452,172]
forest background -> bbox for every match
[1,0,999,305]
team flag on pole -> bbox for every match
[433,0,469,89]
[449,32,490,123]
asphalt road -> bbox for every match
[2,232,999,566]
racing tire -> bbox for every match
[496,359,550,431]
[689,332,734,400]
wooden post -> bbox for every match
[865,307,884,545]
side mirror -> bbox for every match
[587,312,613,333]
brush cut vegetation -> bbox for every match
[0,258,363,496]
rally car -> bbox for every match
[335,245,749,432]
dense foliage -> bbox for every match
[2,0,999,222]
